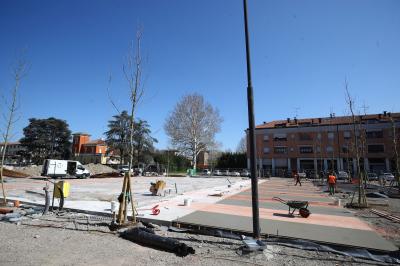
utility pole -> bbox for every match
[243,0,261,239]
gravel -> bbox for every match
[0,212,373,266]
[8,165,43,177]
[83,163,117,175]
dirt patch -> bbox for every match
[91,172,123,178]
[9,165,43,177]
[0,210,380,266]
[84,163,117,175]
[2,168,30,178]
[354,198,400,248]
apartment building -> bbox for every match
[0,141,27,165]
[247,112,400,176]
[72,133,108,164]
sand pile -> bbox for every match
[84,163,117,175]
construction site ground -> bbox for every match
[1,174,400,265]
[0,211,391,266]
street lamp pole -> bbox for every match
[243,0,261,239]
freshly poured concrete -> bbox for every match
[176,178,398,252]
[177,211,395,251]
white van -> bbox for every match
[42,159,90,178]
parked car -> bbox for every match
[298,172,307,178]
[201,169,211,176]
[222,170,230,176]
[240,169,250,177]
[117,165,130,174]
[338,171,349,180]
[379,173,395,183]
[213,169,222,176]
[367,172,378,181]
[230,171,240,177]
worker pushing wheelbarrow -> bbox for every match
[273,197,311,218]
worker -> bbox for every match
[328,172,336,195]
[294,171,302,186]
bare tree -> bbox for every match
[236,136,247,153]
[345,79,367,207]
[0,58,28,205]
[389,115,400,191]
[165,93,223,170]
[123,28,145,173]
[108,28,146,224]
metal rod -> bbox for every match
[243,0,260,239]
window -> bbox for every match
[366,130,383,139]
[316,146,321,153]
[299,146,313,154]
[368,145,384,153]
[326,146,333,152]
[343,131,351,139]
[273,133,287,141]
[298,133,312,141]
[274,146,288,154]
[328,132,334,139]
[263,135,269,141]
[263,147,270,154]
[341,146,349,153]
[317,133,322,140]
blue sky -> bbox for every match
[0,0,399,150]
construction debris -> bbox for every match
[149,180,166,196]
[2,168,30,178]
[120,227,195,257]
[90,172,123,178]
[0,207,13,214]
[83,163,117,175]
[370,209,400,223]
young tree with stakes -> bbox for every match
[0,58,28,205]
[108,28,146,224]
[345,80,367,207]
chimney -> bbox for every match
[294,117,298,124]
[383,111,387,116]
[318,118,322,123]
[287,118,290,123]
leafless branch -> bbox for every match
[106,74,120,114]
[1,56,29,205]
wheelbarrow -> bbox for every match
[273,197,311,218]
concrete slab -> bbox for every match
[219,199,354,217]
[176,211,397,251]
[175,177,398,252]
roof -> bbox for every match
[82,139,107,146]
[73,132,91,136]
[255,112,400,129]
[0,141,21,146]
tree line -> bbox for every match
[12,112,157,165]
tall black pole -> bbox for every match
[243,0,261,239]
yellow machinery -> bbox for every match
[53,181,70,198]
[149,180,166,196]
[51,180,70,210]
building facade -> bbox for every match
[247,112,400,177]
[0,141,27,165]
[72,133,108,164]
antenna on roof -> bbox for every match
[293,107,300,119]
[361,102,369,115]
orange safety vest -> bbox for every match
[328,175,336,184]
